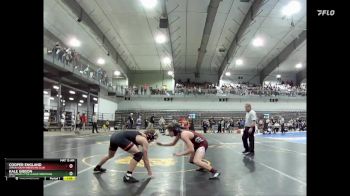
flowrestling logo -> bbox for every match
[317,10,335,16]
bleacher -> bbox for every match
[114,111,306,130]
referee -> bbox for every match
[242,103,257,156]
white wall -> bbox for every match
[175,73,219,84]
[220,70,261,84]
[130,71,175,92]
[43,89,51,111]
[112,78,128,87]
[49,100,92,114]
[97,97,118,120]
[264,74,296,83]
[116,97,306,112]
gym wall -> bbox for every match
[116,96,306,112]
[175,73,219,84]
[129,71,175,91]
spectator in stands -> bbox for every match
[92,112,99,133]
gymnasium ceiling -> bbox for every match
[44,0,306,82]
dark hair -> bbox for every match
[144,128,158,142]
[167,122,182,136]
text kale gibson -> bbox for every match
[9,170,33,173]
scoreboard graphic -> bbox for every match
[4,158,77,181]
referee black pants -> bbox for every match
[242,127,255,152]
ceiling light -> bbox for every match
[79,100,84,103]
[93,97,98,101]
[62,103,65,106]
[276,74,281,78]
[295,63,303,69]
[225,72,231,76]
[155,34,166,44]
[50,97,54,100]
[163,57,171,64]
[168,71,173,76]
[68,38,81,47]
[97,58,105,65]
[53,85,59,90]
[114,70,121,76]
[236,59,243,66]
[78,103,82,106]
[69,90,75,94]
[282,1,302,16]
[69,97,74,101]
[140,0,157,9]
[43,91,48,95]
[252,37,264,47]
[82,94,87,98]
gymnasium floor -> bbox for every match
[43,130,306,196]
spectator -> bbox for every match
[149,114,155,129]
[75,112,81,133]
[202,120,209,133]
[105,120,110,131]
[92,112,99,133]
[144,118,149,129]
[128,113,134,129]
[189,118,195,131]
[240,119,245,129]
[280,117,285,133]
[136,115,142,130]
[273,122,280,133]
[209,118,215,132]
[81,113,87,131]
[221,119,225,133]
[53,42,61,59]
[229,119,235,133]
[158,116,166,133]
[60,112,66,131]
[218,119,222,133]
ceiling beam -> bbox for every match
[195,0,222,78]
[296,68,306,85]
[161,0,175,72]
[218,0,264,80]
[260,30,306,84]
[61,0,131,79]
